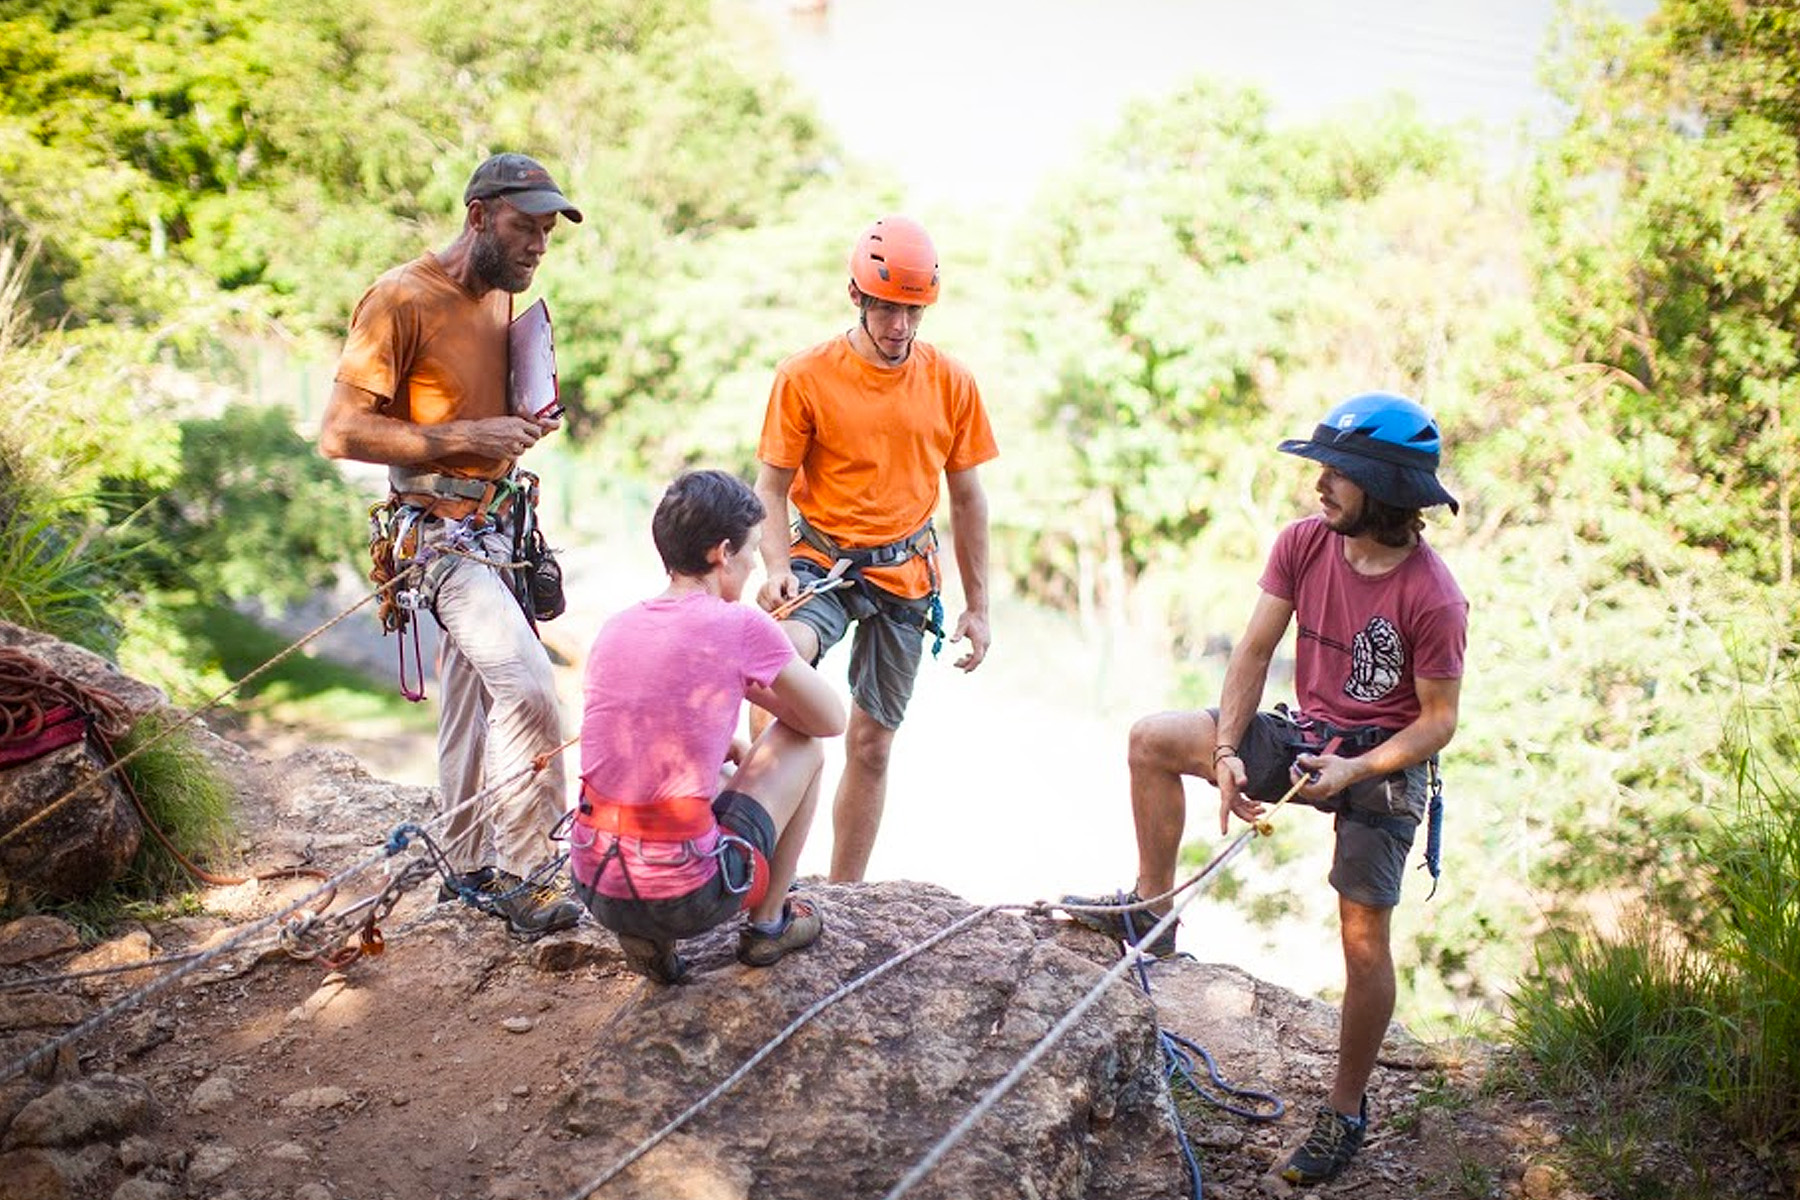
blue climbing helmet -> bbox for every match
[1277,392,1459,514]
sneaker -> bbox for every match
[1279,1098,1368,1186]
[436,866,497,904]
[615,934,691,985]
[480,870,584,937]
[1058,890,1179,958]
[736,898,823,967]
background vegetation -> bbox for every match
[2,0,1795,1186]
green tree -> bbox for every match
[1536,0,1800,586]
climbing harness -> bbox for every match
[789,511,948,656]
[366,468,563,701]
[769,557,855,621]
[567,790,765,936]
[1265,709,1448,897]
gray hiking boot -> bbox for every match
[479,870,584,937]
[737,898,823,967]
[1059,889,1180,958]
[1279,1097,1368,1185]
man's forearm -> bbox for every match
[1215,648,1273,749]
[948,487,990,614]
[756,485,794,574]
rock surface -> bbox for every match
[0,623,158,903]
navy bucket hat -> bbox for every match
[1278,392,1459,514]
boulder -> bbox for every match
[0,623,162,904]
[532,882,1184,1200]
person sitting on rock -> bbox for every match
[570,469,847,983]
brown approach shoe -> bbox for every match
[616,934,691,985]
[736,898,823,968]
[483,871,584,938]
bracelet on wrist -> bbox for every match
[1212,745,1239,764]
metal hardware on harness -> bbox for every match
[789,515,949,656]
[771,558,855,620]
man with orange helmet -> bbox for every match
[753,215,999,881]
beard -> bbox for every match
[471,232,534,293]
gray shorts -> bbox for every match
[1228,708,1425,909]
[786,558,929,730]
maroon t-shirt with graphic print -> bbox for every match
[1258,516,1467,733]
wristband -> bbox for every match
[1212,745,1239,765]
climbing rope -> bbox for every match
[558,904,1004,1200]
[571,771,1315,1200]
[0,734,576,1084]
[880,760,1334,1200]
[0,569,419,856]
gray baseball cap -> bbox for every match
[462,153,583,223]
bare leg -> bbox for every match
[1331,896,1395,1115]
[828,705,896,882]
[727,721,825,925]
[1126,709,1218,912]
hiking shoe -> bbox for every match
[1279,1098,1368,1186]
[737,898,823,968]
[1059,890,1179,958]
[616,934,691,985]
[436,866,497,904]
[481,870,584,937]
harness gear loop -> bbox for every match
[789,511,947,656]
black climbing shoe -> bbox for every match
[1279,1098,1368,1186]
[436,866,497,904]
[616,934,691,985]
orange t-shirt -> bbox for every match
[757,336,999,598]
[334,253,514,487]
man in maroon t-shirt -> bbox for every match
[1064,393,1468,1188]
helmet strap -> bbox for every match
[857,296,912,366]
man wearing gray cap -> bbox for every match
[320,152,585,936]
[1062,392,1468,1187]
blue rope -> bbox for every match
[1120,907,1284,1199]
[1420,756,1444,900]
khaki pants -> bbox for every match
[426,525,567,877]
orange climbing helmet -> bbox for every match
[849,216,939,306]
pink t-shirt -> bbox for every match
[575,592,795,899]
[1259,516,1467,732]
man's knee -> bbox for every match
[845,713,896,772]
[1128,710,1205,773]
[782,619,821,664]
[1339,902,1393,978]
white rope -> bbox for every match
[878,833,1256,1200]
[0,745,566,1083]
[558,905,1004,1200]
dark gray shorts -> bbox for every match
[571,791,776,942]
[786,558,929,730]
[1227,708,1425,909]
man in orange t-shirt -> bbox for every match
[755,215,999,882]
[320,152,584,937]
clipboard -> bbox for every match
[509,298,561,419]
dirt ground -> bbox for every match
[1,726,1778,1200]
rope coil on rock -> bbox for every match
[0,731,575,1084]
[0,571,420,856]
